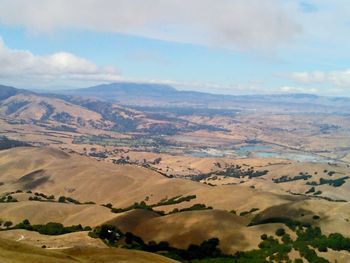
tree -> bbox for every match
[4,221,13,228]
[38,222,65,235]
[154,157,162,164]
[104,203,113,209]
[58,196,66,203]
[276,228,286,237]
[261,234,268,240]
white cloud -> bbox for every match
[279,86,318,94]
[290,69,350,88]
[0,0,301,51]
[0,38,122,86]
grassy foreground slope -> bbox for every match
[0,237,178,263]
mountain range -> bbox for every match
[55,82,350,113]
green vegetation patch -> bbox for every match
[192,165,268,182]
[169,204,213,214]
[89,221,350,263]
[2,219,91,235]
[0,195,18,203]
[107,201,165,216]
[151,195,196,207]
[273,173,312,184]
[307,176,349,187]
[239,208,260,217]
[89,224,223,261]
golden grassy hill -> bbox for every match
[0,93,105,123]
[0,229,106,249]
[0,147,305,213]
[144,152,350,202]
[1,146,350,258]
[250,199,350,237]
[0,201,115,226]
[107,208,288,254]
[0,147,204,207]
[0,147,303,209]
[117,151,350,202]
[0,237,177,263]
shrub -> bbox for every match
[4,221,13,228]
[103,203,113,209]
[90,225,123,245]
[181,238,222,260]
[58,196,66,203]
[261,234,268,240]
[305,187,316,194]
[276,228,286,237]
[175,204,212,213]
[22,219,30,225]
[239,208,259,216]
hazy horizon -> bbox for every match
[0,0,349,96]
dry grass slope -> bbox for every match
[0,237,178,263]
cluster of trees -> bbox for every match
[5,190,24,194]
[0,136,31,150]
[151,195,196,207]
[307,176,349,187]
[112,158,131,165]
[249,216,312,231]
[0,195,18,203]
[243,214,350,262]
[273,173,312,184]
[106,201,165,216]
[28,192,55,202]
[239,208,259,217]
[11,219,91,235]
[89,224,223,261]
[57,196,94,205]
[104,197,208,216]
[169,204,213,214]
[113,155,159,167]
[59,196,78,204]
[89,221,350,262]
[0,220,13,228]
[229,225,350,263]
[88,152,108,159]
[296,226,350,253]
[327,171,336,176]
[192,165,268,182]
[25,191,95,205]
[88,224,123,245]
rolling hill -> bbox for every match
[0,85,223,135]
[1,83,350,261]
[0,237,177,263]
[0,146,350,259]
[57,82,350,113]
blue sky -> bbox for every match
[0,0,349,96]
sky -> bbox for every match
[0,0,349,96]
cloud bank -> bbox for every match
[0,38,121,86]
[290,69,350,89]
[0,0,301,51]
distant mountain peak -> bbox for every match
[83,82,177,93]
[0,84,27,100]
